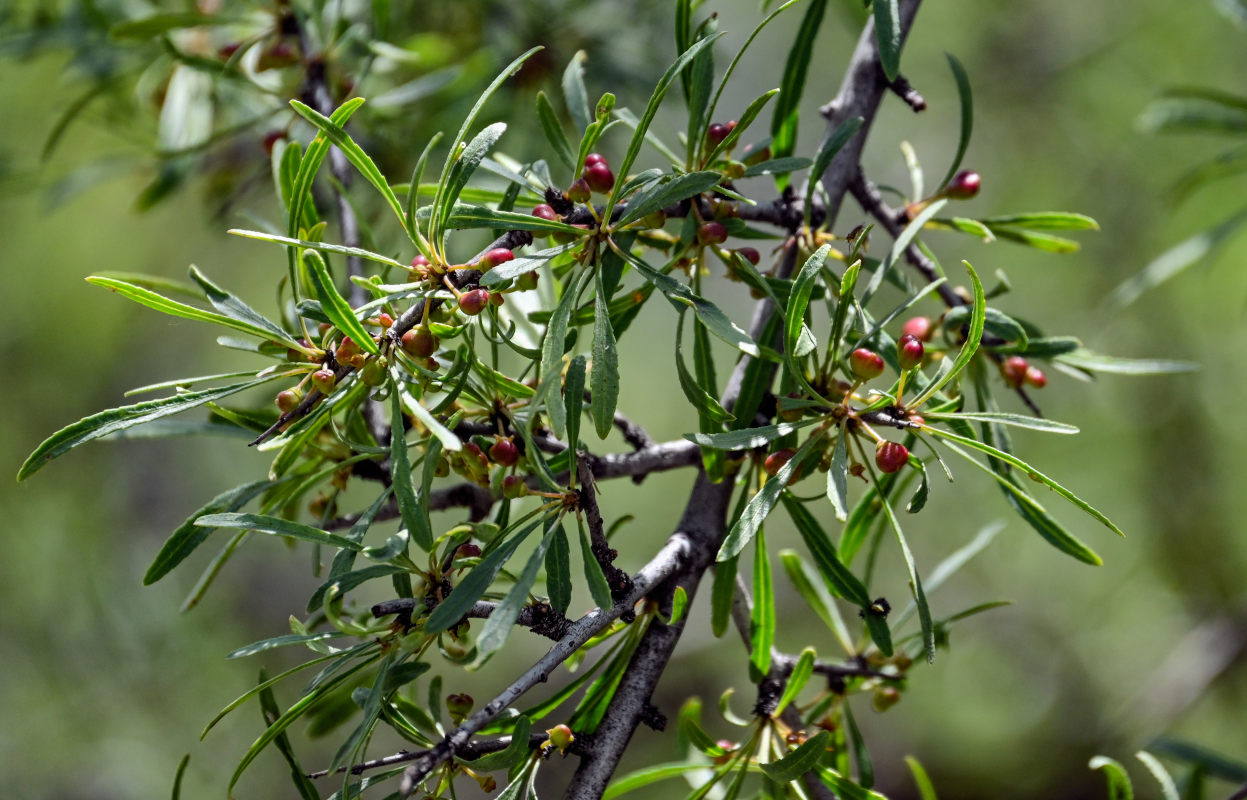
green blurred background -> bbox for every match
[2,1,1246,798]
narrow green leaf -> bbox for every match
[785,244,832,397]
[986,227,1081,253]
[425,519,544,634]
[711,554,738,638]
[565,355,586,457]
[762,730,831,783]
[675,313,734,424]
[924,411,1078,434]
[562,51,592,133]
[909,260,984,408]
[617,171,722,227]
[18,375,281,480]
[770,0,828,162]
[398,387,461,451]
[111,12,228,39]
[980,212,1099,230]
[1136,752,1180,800]
[303,251,378,354]
[537,91,576,170]
[541,269,591,437]
[817,766,889,800]
[459,717,534,772]
[390,387,433,551]
[937,54,973,191]
[187,266,302,349]
[718,435,822,561]
[437,122,508,231]
[861,199,948,303]
[227,632,342,659]
[476,529,554,660]
[194,513,364,551]
[873,484,935,662]
[1089,756,1135,800]
[750,527,776,678]
[591,269,620,439]
[1056,349,1198,375]
[776,648,815,715]
[579,520,614,609]
[545,523,572,615]
[603,762,723,800]
[742,156,813,178]
[256,669,323,800]
[806,118,864,223]
[686,421,812,451]
[144,479,272,584]
[781,493,872,607]
[228,229,406,269]
[874,0,902,80]
[779,550,854,654]
[289,98,407,232]
[171,753,190,800]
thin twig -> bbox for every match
[888,74,927,112]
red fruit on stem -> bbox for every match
[455,543,482,560]
[480,248,514,269]
[311,369,336,394]
[1001,356,1029,389]
[1024,366,1048,389]
[945,170,981,200]
[764,449,796,476]
[531,203,558,221]
[850,348,885,381]
[401,329,438,358]
[218,42,241,60]
[897,334,925,370]
[698,221,728,245]
[875,441,910,474]
[584,153,608,168]
[584,162,615,193]
[276,389,301,413]
[737,246,761,266]
[411,254,431,269]
[902,316,933,342]
[458,289,490,316]
[490,438,520,467]
[706,122,731,145]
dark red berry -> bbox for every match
[875,441,909,474]
[490,438,519,467]
[479,248,514,269]
[706,122,731,145]
[401,329,438,358]
[902,316,934,342]
[737,247,761,266]
[584,153,608,168]
[1024,366,1048,389]
[411,254,431,269]
[458,289,490,316]
[897,334,925,370]
[945,170,981,200]
[764,449,795,476]
[565,178,591,204]
[584,162,615,194]
[698,221,728,245]
[1000,356,1029,389]
[532,203,558,221]
[455,543,482,560]
[850,348,885,381]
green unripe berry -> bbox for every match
[360,356,387,386]
[276,389,301,413]
[850,348,885,381]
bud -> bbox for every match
[360,356,387,387]
[944,170,981,200]
[764,449,795,476]
[276,389,302,413]
[458,289,490,316]
[446,693,474,721]
[516,270,540,291]
[455,543,482,560]
[584,162,615,194]
[546,724,575,754]
[850,348,885,381]
[1024,366,1048,389]
[531,203,558,221]
[736,246,761,266]
[490,437,520,467]
[502,474,527,499]
[902,316,933,342]
[872,686,901,712]
[401,329,438,358]
[897,334,925,370]
[565,178,591,204]
[311,369,336,394]
[697,221,728,245]
[875,441,909,474]
[1000,356,1029,389]
[374,313,394,329]
[479,248,514,269]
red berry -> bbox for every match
[945,170,981,200]
[217,42,241,60]
[458,289,490,316]
[276,389,301,413]
[401,329,438,358]
[1024,366,1048,389]
[532,204,558,221]
[411,254,431,269]
[902,316,933,342]
[479,248,514,269]
[737,247,761,266]
[584,153,608,168]
[1000,356,1029,389]
[546,724,575,753]
[764,449,795,476]
[875,441,909,474]
[565,178,591,204]
[706,122,731,145]
[698,221,728,245]
[502,474,527,499]
[335,336,365,368]
[850,348,885,381]
[897,334,925,370]
[455,543,482,560]
[311,369,336,394]
[490,438,520,467]
[584,162,616,194]
[262,129,285,155]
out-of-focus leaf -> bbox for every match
[905,756,939,800]
[144,480,272,584]
[1090,756,1135,800]
[1106,207,1247,308]
[1136,751,1180,800]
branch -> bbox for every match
[370,599,572,642]
[308,733,547,779]
[393,534,695,795]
